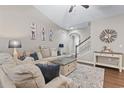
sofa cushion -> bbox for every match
[2,63,45,88]
[0,67,16,88]
[35,64,60,83]
[37,52,43,60]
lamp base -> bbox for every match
[12,48,19,64]
[13,48,18,59]
[59,48,64,55]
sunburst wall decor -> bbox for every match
[100,29,117,43]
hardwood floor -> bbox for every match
[78,63,124,88]
[103,68,124,88]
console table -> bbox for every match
[94,51,123,72]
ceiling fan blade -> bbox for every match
[81,5,89,9]
[69,5,74,13]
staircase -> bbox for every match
[75,36,94,64]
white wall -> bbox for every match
[68,27,90,42]
[0,6,68,53]
[91,14,124,66]
[91,14,124,53]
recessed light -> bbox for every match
[70,27,74,29]
[119,44,123,48]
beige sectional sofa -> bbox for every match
[0,52,77,88]
[18,47,70,62]
[0,63,75,88]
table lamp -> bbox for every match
[59,44,64,55]
[8,40,22,58]
[59,44,64,48]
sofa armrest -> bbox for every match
[44,76,67,88]
[44,75,76,88]
[0,67,16,88]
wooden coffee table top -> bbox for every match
[50,56,76,66]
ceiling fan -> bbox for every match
[69,5,89,13]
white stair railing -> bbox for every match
[75,36,91,58]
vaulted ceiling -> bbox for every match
[34,5,124,30]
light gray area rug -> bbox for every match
[67,63,104,88]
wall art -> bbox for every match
[41,27,45,41]
[100,29,117,43]
[49,29,53,41]
[100,28,117,52]
[30,22,37,40]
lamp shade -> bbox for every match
[8,40,22,48]
[59,44,64,48]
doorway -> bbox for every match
[69,33,80,54]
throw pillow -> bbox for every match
[30,52,39,61]
[37,52,43,60]
[41,48,51,58]
[35,64,60,83]
[23,57,34,62]
[18,56,25,61]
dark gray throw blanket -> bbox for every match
[35,64,60,83]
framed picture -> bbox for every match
[49,29,53,41]
[30,22,37,40]
[41,27,46,41]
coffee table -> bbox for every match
[50,57,77,76]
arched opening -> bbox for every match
[69,33,81,54]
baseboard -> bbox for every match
[77,60,94,65]
[78,60,124,71]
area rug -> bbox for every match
[67,63,104,88]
